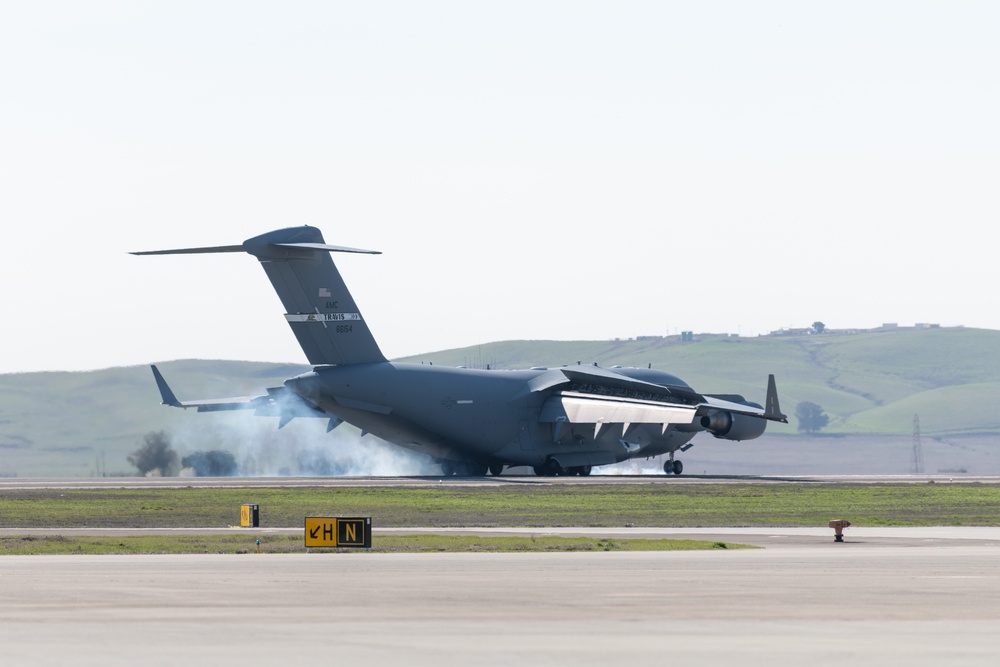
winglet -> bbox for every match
[150,365,182,407]
[765,374,787,423]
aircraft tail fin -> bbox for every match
[133,226,387,366]
[764,374,787,423]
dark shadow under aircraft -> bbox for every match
[134,226,786,476]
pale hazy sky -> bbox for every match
[2,2,998,373]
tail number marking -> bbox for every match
[286,313,361,323]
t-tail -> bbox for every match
[132,226,386,366]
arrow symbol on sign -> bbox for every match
[309,526,320,539]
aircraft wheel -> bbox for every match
[459,462,489,476]
[578,465,592,477]
[663,460,674,475]
[534,459,562,476]
[488,463,504,476]
[672,460,684,475]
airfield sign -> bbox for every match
[240,503,259,528]
[304,517,372,548]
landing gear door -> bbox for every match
[517,419,533,451]
[516,405,543,451]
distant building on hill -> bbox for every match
[767,323,945,337]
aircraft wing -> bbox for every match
[150,365,327,427]
[557,365,699,401]
[547,365,785,419]
[535,366,786,432]
[701,374,787,423]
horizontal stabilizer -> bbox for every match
[130,245,245,256]
[273,242,380,255]
[131,241,380,256]
[134,227,387,366]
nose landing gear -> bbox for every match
[663,458,683,475]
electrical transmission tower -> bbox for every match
[912,414,924,474]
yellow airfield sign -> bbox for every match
[304,517,372,548]
[240,503,259,528]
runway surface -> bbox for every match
[2,472,999,489]
[4,476,1000,665]
[3,528,1000,666]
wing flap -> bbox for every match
[539,392,698,426]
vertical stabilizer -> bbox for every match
[133,226,387,365]
[243,227,387,366]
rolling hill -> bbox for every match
[2,327,998,476]
[398,327,1000,436]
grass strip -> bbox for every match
[0,534,751,555]
[2,482,1000,528]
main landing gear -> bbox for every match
[438,461,506,477]
[663,459,683,475]
[440,461,489,476]
[532,459,592,477]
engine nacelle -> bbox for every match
[700,410,767,441]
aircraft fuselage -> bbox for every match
[286,362,700,471]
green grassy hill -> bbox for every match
[397,327,1000,437]
[0,361,312,477]
[2,327,999,476]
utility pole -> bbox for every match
[912,414,924,474]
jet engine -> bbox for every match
[700,410,767,441]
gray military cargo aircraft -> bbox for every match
[134,226,786,476]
